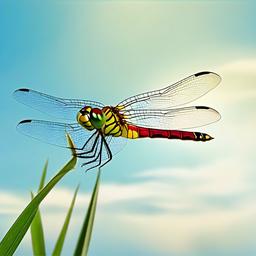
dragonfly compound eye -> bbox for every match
[90,108,106,129]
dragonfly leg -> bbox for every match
[81,135,104,171]
[79,133,113,171]
[75,132,100,157]
[85,142,103,172]
[77,137,101,161]
[80,130,98,151]
[99,135,112,169]
[73,130,98,152]
[77,138,100,159]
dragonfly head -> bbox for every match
[77,107,106,130]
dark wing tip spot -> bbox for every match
[195,106,210,110]
[195,71,211,77]
[18,88,30,92]
[19,119,32,124]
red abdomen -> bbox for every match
[130,125,213,142]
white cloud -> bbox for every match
[0,191,27,214]
[219,59,256,74]
[40,187,90,210]
[1,151,256,254]
[214,58,256,104]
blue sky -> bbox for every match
[0,1,256,255]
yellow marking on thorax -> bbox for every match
[121,124,139,139]
[103,107,122,137]
[102,106,139,139]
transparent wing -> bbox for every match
[13,88,104,121]
[106,135,127,157]
[17,119,127,169]
[17,119,94,149]
[124,106,221,130]
[117,72,221,110]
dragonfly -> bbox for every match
[14,71,221,171]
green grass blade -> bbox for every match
[30,192,46,256]
[38,160,48,192]
[74,169,101,256]
[52,185,79,256]
[30,161,48,256]
[0,154,77,256]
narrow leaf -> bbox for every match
[30,161,48,256]
[52,185,79,256]
[0,155,77,256]
[74,169,101,256]
[30,192,46,256]
[66,133,76,156]
[38,160,48,192]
